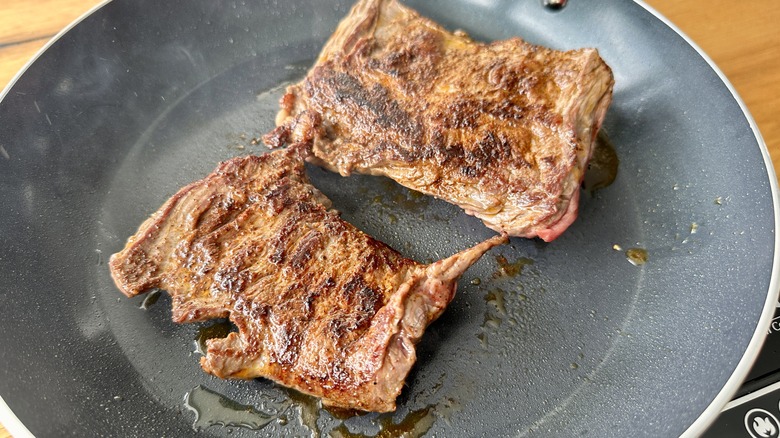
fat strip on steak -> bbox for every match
[109,147,506,412]
[264,0,614,241]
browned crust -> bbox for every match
[109,148,506,411]
[264,0,614,241]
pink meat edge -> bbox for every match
[535,189,580,242]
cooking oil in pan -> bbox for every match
[493,255,534,278]
[139,289,162,309]
[583,131,619,194]
[482,287,507,332]
[278,389,442,437]
[330,406,436,438]
[284,388,323,436]
[184,385,290,431]
[625,248,649,266]
[477,249,550,351]
[372,178,431,213]
[194,320,233,355]
[484,288,507,316]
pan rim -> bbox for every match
[0,1,112,435]
[628,1,780,436]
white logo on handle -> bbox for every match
[755,417,777,437]
[746,409,780,438]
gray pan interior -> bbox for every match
[0,0,777,436]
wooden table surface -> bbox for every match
[1,0,778,436]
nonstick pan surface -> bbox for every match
[0,0,777,436]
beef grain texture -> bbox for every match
[265,0,614,241]
[109,147,506,412]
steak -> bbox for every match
[109,147,506,412]
[264,0,614,241]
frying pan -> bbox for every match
[0,0,776,436]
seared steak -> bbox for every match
[109,148,506,412]
[264,0,614,241]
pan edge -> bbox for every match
[630,1,780,435]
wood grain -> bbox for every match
[0,0,778,436]
[645,0,780,176]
